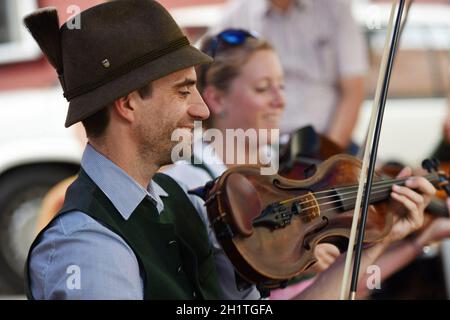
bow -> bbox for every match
[340,0,412,300]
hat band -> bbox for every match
[63,36,190,101]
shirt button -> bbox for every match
[193,291,197,298]
[177,266,182,273]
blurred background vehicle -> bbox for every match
[0,0,448,295]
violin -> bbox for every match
[197,154,449,289]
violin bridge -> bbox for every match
[295,192,320,222]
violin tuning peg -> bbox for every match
[421,159,431,172]
[422,158,436,173]
[432,158,440,169]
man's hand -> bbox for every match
[387,167,436,243]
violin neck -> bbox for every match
[334,173,441,212]
[385,173,440,190]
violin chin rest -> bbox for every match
[225,173,262,237]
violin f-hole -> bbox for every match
[303,216,329,250]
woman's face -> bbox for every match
[219,49,285,132]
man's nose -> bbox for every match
[189,91,210,120]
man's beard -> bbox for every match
[136,121,176,167]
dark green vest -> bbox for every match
[26,170,223,300]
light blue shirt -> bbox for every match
[28,144,209,299]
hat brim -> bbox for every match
[65,45,213,127]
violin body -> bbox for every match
[204,154,394,287]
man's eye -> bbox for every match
[179,91,191,97]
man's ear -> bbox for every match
[113,93,135,123]
[202,85,226,117]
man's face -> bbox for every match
[130,67,209,166]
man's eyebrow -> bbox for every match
[173,78,196,88]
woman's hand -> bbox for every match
[309,243,341,273]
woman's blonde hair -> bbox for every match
[197,32,274,94]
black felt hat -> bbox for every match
[24,0,213,127]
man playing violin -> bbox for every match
[25,0,223,300]
[24,0,436,300]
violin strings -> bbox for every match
[281,182,391,209]
[307,173,435,198]
[316,173,439,215]
[299,174,438,212]
[307,176,428,207]
[278,173,437,208]
[329,173,437,196]
[316,195,388,218]
[279,176,405,205]
[296,172,439,215]
[297,187,392,215]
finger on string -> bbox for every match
[391,192,422,226]
[405,177,436,196]
[392,184,425,207]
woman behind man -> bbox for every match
[165,29,337,299]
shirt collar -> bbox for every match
[192,141,278,178]
[192,141,227,178]
[81,144,168,220]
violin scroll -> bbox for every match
[422,158,450,196]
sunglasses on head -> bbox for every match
[206,29,259,58]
